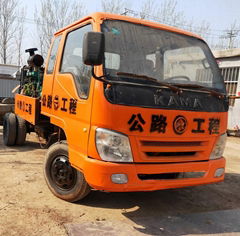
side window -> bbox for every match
[47,36,61,74]
[60,24,92,99]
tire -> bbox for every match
[16,116,26,145]
[43,141,91,202]
[3,113,17,146]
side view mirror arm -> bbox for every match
[91,66,109,84]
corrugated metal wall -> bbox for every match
[0,64,20,98]
[0,79,19,98]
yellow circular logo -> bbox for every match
[173,116,187,135]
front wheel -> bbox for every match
[43,141,91,202]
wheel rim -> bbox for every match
[50,155,77,191]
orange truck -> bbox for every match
[3,13,228,202]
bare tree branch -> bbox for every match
[34,0,86,58]
[0,0,18,64]
[139,0,157,19]
[15,7,25,66]
[155,0,186,26]
[101,0,130,14]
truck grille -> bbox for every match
[135,137,212,163]
[138,171,205,180]
[146,151,196,157]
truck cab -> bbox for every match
[4,13,228,202]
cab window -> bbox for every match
[60,24,92,99]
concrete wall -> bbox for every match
[0,64,20,75]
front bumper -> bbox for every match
[74,157,225,192]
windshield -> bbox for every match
[101,20,225,92]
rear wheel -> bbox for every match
[3,113,17,146]
[43,141,91,202]
[16,115,26,145]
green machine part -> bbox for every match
[23,70,44,97]
[22,48,45,98]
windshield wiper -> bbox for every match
[175,83,225,99]
[91,68,181,93]
[116,72,181,93]
[117,72,158,82]
[91,68,224,98]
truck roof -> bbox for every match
[54,12,202,40]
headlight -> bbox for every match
[96,128,133,162]
[210,133,227,160]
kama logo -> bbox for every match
[173,116,187,135]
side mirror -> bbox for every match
[82,32,104,66]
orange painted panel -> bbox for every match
[72,152,225,192]
[15,94,40,125]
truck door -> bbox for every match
[49,23,94,165]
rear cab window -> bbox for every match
[47,36,61,74]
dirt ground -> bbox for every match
[0,125,240,236]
